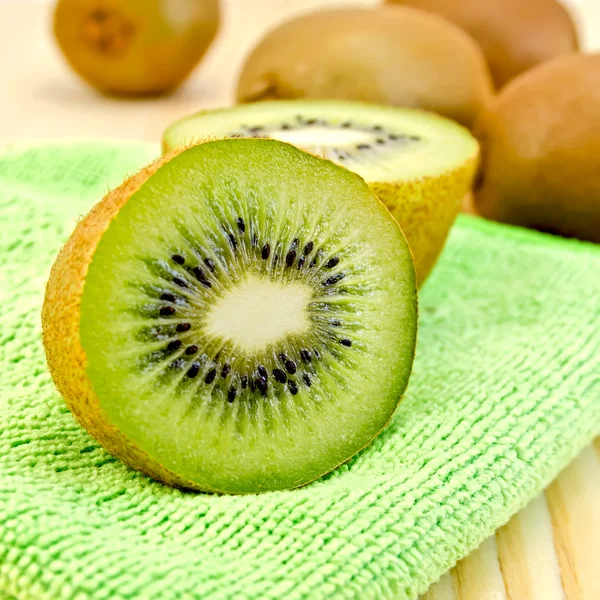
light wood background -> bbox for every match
[0,1,598,598]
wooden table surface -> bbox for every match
[1,1,598,598]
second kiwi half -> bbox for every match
[163,100,480,284]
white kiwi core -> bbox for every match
[273,127,374,148]
[204,275,313,352]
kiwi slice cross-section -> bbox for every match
[42,139,418,494]
[163,100,479,284]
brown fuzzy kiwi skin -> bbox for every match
[42,147,207,492]
[387,0,579,89]
[53,0,220,97]
[236,7,493,129]
[473,53,600,244]
[42,142,416,494]
[371,157,479,285]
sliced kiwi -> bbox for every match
[42,139,417,494]
[163,99,479,284]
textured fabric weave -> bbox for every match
[0,143,598,600]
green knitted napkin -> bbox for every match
[0,143,598,600]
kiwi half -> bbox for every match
[42,139,418,494]
[163,100,479,284]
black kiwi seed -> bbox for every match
[261,243,270,260]
[272,368,287,384]
[203,257,216,273]
[340,338,352,347]
[330,319,341,327]
[302,374,311,387]
[187,363,200,378]
[192,266,205,280]
[193,267,211,288]
[373,125,383,131]
[176,322,191,332]
[389,134,399,140]
[257,365,268,379]
[311,250,323,268]
[376,138,386,145]
[227,387,237,402]
[357,144,370,151]
[288,380,298,395]
[160,293,175,302]
[303,241,314,255]
[285,250,296,267]
[167,340,182,352]
[227,232,237,250]
[221,363,231,378]
[170,358,185,370]
[241,375,248,389]
[314,348,322,360]
[173,277,187,288]
[306,119,317,125]
[281,123,290,130]
[205,368,217,384]
[325,257,339,269]
[236,217,245,233]
[252,233,258,248]
[323,273,345,287]
[160,306,175,317]
[341,122,352,128]
[249,378,256,392]
[297,256,306,269]
[256,377,268,395]
[185,345,198,356]
[171,254,185,265]
[300,349,311,363]
[284,359,297,375]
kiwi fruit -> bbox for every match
[163,100,480,284]
[236,7,493,129]
[53,0,220,96]
[474,53,600,243]
[42,139,418,494]
[387,0,579,89]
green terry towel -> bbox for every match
[0,143,598,600]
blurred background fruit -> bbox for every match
[474,53,600,242]
[53,0,220,96]
[386,0,579,88]
[236,7,493,129]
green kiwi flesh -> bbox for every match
[163,100,477,183]
[77,139,417,493]
[163,100,479,285]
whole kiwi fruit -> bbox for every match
[53,0,220,96]
[236,7,493,129]
[474,53,600,243]
[42,138,418,493]
[387,0,579,88]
